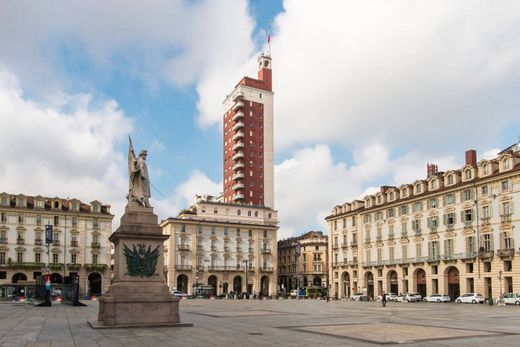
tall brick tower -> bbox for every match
[222,53,274,208]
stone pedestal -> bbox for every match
[90,205,191,328]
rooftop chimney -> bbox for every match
[465,149,477,166]
[427,163,438,178]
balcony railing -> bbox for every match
[501,214,512,223]
[332,244,339,250]
[387,233,394,241]
[196,265,205,271]
[16,238,25,245]
[478,249,494,259]
[460,251,477,260]
[232,101,244,112]
[481,217,491,225]
[91,242,100,248]
[232,151,244,161]
[259,266,273,272]
[427,255,441,263]
[232,182,244,190]
[175,265,192,271]
[497,248,515,257]
[34,239,43,246]
[70,240,78,247]
[261,248,272,254]
[232,172,244,180]
[178,244,190,251]
[0,237,7,244]
[211,245,217,252]
[429,227,437,234]
[401,232,408,238]
[350,241,358,247]
[84,263,107,272]
[232,162,244,170]
[233,91,244,101]
[67,263,82,271]
[232,111,244,122]
[232,121,244,131]
[6,262,46,270]
[232,193,244,201]
[232,132,244,141]
[441,254,457,261]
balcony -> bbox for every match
[441,254,457,262]
[497,248,515,258]
[91,242,100,248]
[429,227,438,234]
[248,247,254,253]
[232,172,244,181]
[0,237,7,244]
[413,228,421,236]
[67,263,82,271]
[350,241,358,247]
[401,232,408,238]
[211,245,217,252]
[446,224,454,231]
[232,142,244,151]
[7,262,45,270]
[261,248,272,254]
[232,111,244,122]
[232,131,244,141]
[208,266,235,272]
[259,266,273,273]
[460,252,477,260]
[233,91,244,101]
[478,249,494,260]
[52,240,60,246]
[196,265,205,271]
[70,240,78,247]
[481,217,491,225]
[16,238,25,245]
[232,193,244,201]
[34,239,43,246]
[376,235,382,241]
[232,101,244,112]
[501,214,512,223]
[332,244,339,250]
[232,162,244,170]
[84,263,107,272]
[232,182,244,190]
[232,121,244,131]
[232,151,244,161]
[342,243,349,250]
[236,247,242,253]
[411,257,426,264]
[364,237,371,244]
[427,255,441,263]
[224,246,230,253]
[197,245,204,252]
[387,233,394,241]
[175,265,192,271]
[178,244,190,251]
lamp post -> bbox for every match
[498,270,505,306]
[243,259,249,297]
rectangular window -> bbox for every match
[17,252,23,263]
[35,253,41,263]
[54,216,59,227]
[466,236,475,255]
[36,215,42,226]
[483,234,492,253]
[402,245,408,261]
[93,219,99,229]
[52,253,59,263]
[0,212,6,223]
[446,193,454,205]
[389,247,395,262]
[416,243,422,258]
[18,214,24,225]
[0,252,5,264]
[71,254,77,264]
[501,180,509,191]
[481,185,488,196]
[211,226,216,235]
[400,205,408,215]
[352,217,356,227]
[413,202,423,213]
[92,254,98,264]
[428,198,438,209]
[412,220,421,234]
[387,208,395,218]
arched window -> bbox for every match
[465,169,472,180]
[447,174,453,185]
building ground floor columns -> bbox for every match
[0,268,109,299]
[168,270,277,296]
[331,257,520,300]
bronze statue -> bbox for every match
[127,136,151,207]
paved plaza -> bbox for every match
[1,299,519,346]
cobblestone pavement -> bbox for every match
[1,299,520,346]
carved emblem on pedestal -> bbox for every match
[123,243,160,277]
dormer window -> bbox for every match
[71,202,77,210]
[1,195,7,206]
[92,204,99,213]
[431,180,437,190]
[54,201,59,209]
[415,184,421,194]
[37,199,44,208]
[483,164,489,175]
[402,189,408,198]
[17,197,25,207]
[464,169,472,180]
[389,192,395,200]
[377,196,382,204]
[503,159,510,170]
[447,174,453,185]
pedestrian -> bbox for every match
[382,292,387,307]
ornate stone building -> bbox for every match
[327,145,520,300]
[0,193,113,297]
[161,195,278,296]
[278,231,328,292]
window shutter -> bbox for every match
[443,195,446,206]
[471,208,475,221]
[443,214,447,225]
[443,239,448,255]
[460,211,464,222]
[428,242,432,257]
[427,217,431,229]
[460,191,464,202]
[490,234,495,251]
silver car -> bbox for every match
[423,294,451,303]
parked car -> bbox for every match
[290,290,299,298]
[423,294,451,303]
[396,293,421,302]
[455,293,484,304]
[377,293,397,302]
[170,289,188,298]
[495,293,520,305]
[351,293,364,301]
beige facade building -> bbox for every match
[0,193,113,297]
[327,145,520,300]
[160,196,278,296]
[278,231,328,292]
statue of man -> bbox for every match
[127,137,151,207]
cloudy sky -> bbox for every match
[1,0,519,239]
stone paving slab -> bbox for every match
[0,299,519,346]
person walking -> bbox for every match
[382,292,387,307]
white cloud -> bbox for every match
[153,170,222,221]
[0,67,133,225]
[0,0,256,126]
[271,0,520,151]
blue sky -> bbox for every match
[1,1,520,238]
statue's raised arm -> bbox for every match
[127,136,151,208]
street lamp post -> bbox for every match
[498,270,505,306]
[243,259,249,297]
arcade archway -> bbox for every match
[88,272,102,295]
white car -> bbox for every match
[456,293,484,304]
[290,290,299,298]
[377,293,397,302]
[423,294,451,303]
[170,289,187,298]
[351,293,364,301]
[396,293,421,302]
[495,293,520,305]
